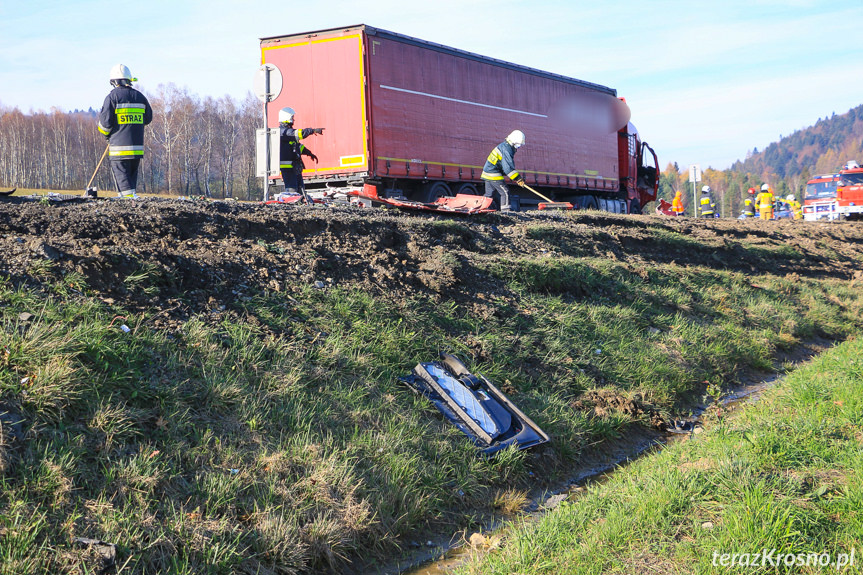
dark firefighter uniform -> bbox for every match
[279,126,320,204]
[699,193,715,218]
[741,196,755,218]
[481,141,522,211]
[97,86,153,197]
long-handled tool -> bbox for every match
[520,182,573,210]
[84,144,109,198]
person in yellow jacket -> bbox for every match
[671,190,685,216]
[786,194,803,220]
[755,183,774,220]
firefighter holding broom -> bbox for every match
[97,64,153,199]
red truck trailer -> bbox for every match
[260,25,658,213]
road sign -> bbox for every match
[253,63,282,103]
[688,164,701,183]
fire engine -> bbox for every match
[803,161,863,221]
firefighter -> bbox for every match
[787,194,803,220]
[671,190,685,216]
[740,187,756,218]
[278,107,324,204]
[481,130,526,211]
[97,64,153,199]
[755,183,774,220]
[698,185,716,218]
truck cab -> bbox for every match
[836,161,863,220]
[803,173,840,221]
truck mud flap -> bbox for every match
[401,352,549,455]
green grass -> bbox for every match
[455,337,863,574]
[0,244,861,573]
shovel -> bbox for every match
[520,182,574,210]
[84,144,109,198]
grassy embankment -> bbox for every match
[456,335,863,574]
[0,219,861,573]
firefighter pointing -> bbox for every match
[278,107,323,204]
[481,130,526,212]
[97,64,153,198]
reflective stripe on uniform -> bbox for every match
[97,123,111,136]
[481,171,504,180]
[115,103,147,125]
[507,170,520,180]
[487,148,502,163]
[280,162,294,169]
[109,145,144,157]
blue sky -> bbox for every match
[2,0,862,170]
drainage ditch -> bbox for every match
[384,372,783,575]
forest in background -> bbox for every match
[658,104,863,216]
[3,86,863,210]
[0,84,262,199]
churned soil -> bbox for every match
[1,197,862,334]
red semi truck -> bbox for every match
[260,25,658,213]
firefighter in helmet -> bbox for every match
[740,187,756,218]
[698,185,716,218]
[97,64,153,198]
[278,107,324,204]
[481,130,526,212]
[787,194,803,220]
[755,183,774,220]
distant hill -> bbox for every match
[732,104,863,181]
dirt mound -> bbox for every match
[570,389,666,430]
[0,197,861,333]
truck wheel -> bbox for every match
[455,183,480,196]
[421,181,453,203]
[581,196,598,210]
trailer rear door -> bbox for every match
[262,31,369,181]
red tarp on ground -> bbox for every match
[354,190,496,215]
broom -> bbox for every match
[84,144,109,197]
[520,182,573,210]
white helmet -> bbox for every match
[786,194,795,201]
[505,130,526,149]
[109,64,136,84]
[278,107,296,124]
[701,185,711,193]
[761,183,769,191]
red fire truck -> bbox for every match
[259,25,658,213]
[803,161,863,221]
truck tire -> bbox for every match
[455,183,480,196]
[421,181,453,203]
[581,195,598,210]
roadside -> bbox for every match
[453,336,863,574]
[0,199,862,573]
